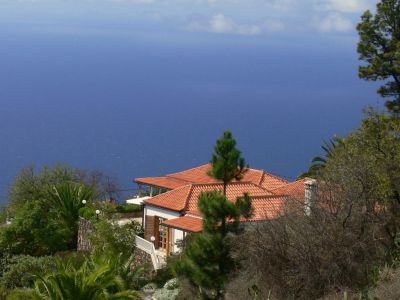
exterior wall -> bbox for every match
[144,205,184,253]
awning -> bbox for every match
[161,216,203,233]
[126,196,150,205]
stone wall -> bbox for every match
[77,217,93,252]
[131,248,153,271]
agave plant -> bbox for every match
[299,136,344,178]
[32,255,140,300]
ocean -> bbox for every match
[0,27,380,203]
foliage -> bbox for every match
[233,110,400,299]
[31,255,140,300]
[89,220,141,259]
[115,204,141,214]
[78,206,97,219]
[6,288,42,300]
[357,0,400,112]
[153,279,179,300]
[49,183,96,249]
[299,136,343,178]
[208,131,247,195]
[0,200,72,256]
[0,255,56,289]
[174,191,252,299]
[7,165,78,212]
[0,165,118,256]
[151,255,180,289]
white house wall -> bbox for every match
[144,205,184,253]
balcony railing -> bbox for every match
[135,235,163,270]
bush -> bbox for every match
[78,206,96,219]
[115,204,141,214]
[5,288,41,300]
[89,220,141,258]
[0,255,56,289]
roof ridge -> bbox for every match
[149,184,192,199]
[183,184,195,212]
[164,175,192,183]
[136,175,188,182]
[167,163,210,177]
[258,171,265,185]
[270,178,305,191]
[251,194,288,199]
[263,170,290,183]
[191,181,257,187]
[248,181,275,193]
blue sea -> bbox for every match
[0,25,381,203]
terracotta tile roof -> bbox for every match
[188,195,287,220]
[136,164,288,191]
[135,176,188,189]
[185,182,273,213]
[144,181,273,212]
[145,185,192,211]
[272,178,306,200]
[162,196,287,233]
[141,164,304,223]
[161,216,203,233]
[166,164,220,184]
[259,172,289,190]
[248,196,287,221]
[167,164,270,186]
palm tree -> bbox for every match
[48,183,96,249]
[32,255,140,300]
[299,136,344,178]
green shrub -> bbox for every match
[116,204,141,213]
[78,206,96,219]
[89,220,141,258]
[5,288,41,300]
[0,255,56,289]
[152,279,179,300]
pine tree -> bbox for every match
[357,0,400,112]
[208,131,247,195]
[173,191,252,299]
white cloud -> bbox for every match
[314,12,353,32]
[318,0,372,13]
[186,13,284,35]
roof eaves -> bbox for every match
[144,202,185,213]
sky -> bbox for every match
[0,0,383,202]
[0,0,377,37]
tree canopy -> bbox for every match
[0,165,116,256]
[357,0,400,112]
[174,191,252,300]
[208,131,247,195]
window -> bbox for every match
[158,217,168,251]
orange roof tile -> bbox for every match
[166,164,220,184]
[248,196,287,221]
[141,164,304,223]
[145,185,192,211]
[166,164,272,186]
[144,181,273,212]
[272,178,306,200]
[259,172,289,190]
[136,164,289,191]
[135,176,188,189]
[161,216,203,233]
[185,182,273,213]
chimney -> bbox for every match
[304,179,317,216]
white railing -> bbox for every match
[135,236,162,270]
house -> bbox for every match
[133,164,315,264]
